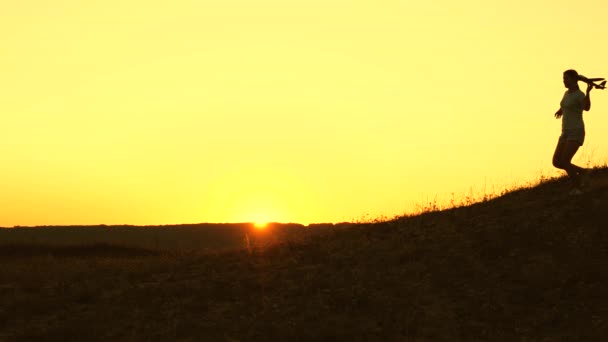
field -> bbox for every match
[1,169,608,341]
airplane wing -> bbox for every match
[579,75,606,89]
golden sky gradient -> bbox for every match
[1,0,607,226]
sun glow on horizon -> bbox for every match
[253,221,269,230]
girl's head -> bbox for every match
[563,69,579,90]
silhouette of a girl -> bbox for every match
[552,69,593,195]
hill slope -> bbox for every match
[2,169,608,341]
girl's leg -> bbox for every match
[552,138,565,169]
[561,140,584,175]
[559,140,585,186]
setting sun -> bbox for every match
[253,221,268,230]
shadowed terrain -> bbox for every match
[1,168,608,341]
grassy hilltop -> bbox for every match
[1,168,608,341]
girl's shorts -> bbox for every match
[560,128,585,146]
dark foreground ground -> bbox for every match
[1,169,608,341]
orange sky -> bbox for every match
[1,0,607,226]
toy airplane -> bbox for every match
[578,75,606,90]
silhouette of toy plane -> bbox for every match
[578,75,606,90]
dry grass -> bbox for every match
[1,168,608,341]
